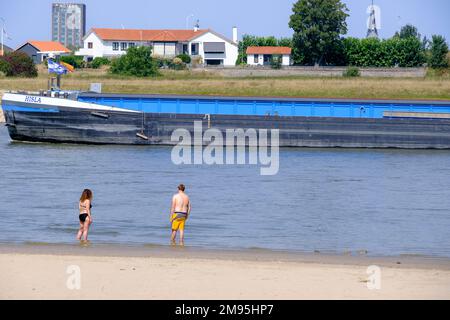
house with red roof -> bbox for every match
[16,41,71,64]
[246,46,292,66]
[76,26,239,66]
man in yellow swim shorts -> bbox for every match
[170,184,191,245]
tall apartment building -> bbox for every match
[51,3,86,49]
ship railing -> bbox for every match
[6,89,79,100]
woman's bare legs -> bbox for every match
[81,217,91,241]
[76,221,84,240]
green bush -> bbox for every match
[343,66,360,77]
[429,35,449,69]
[0,57,11,75]
[110,46,159,77]
[153,56,172,68]
[0,52,37,77]
[91,57,110,69]
[343,37,426,67]
[60,55,85,68]
[168,57,186,70]
[176,53,191,64]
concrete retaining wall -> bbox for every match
[201,66,427,78]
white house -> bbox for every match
[246,46,292,66]
[76,27,239,66]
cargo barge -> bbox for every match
[2,91,450,148]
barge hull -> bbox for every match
[4,108,450,149]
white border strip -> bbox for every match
[2,93,140,113]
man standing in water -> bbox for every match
[170,184,191,245]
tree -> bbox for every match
[110,46,159,77]
[428,35,449,69]
[395,24,429,51]
[0,52,37,77]
[289,0,349,65]
[395,24,420,40]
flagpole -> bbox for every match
[1,25,4,56]
[0,18,5,56]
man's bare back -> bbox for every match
[173,192,190,216]
[170,184,191,245]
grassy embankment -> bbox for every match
[0,66,449,100]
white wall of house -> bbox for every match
[189,32,238,66]
[247,53,291,66]
[247,54,262,66]
[76,32,147,59]
[76,33,107,58]
[282,54,291,66]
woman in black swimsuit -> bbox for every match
[77,189,93,241]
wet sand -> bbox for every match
[0,244,449,299]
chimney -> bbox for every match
[232,26,238,43]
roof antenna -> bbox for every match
[194,19,200,32]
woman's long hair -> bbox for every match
[80,189,93,202]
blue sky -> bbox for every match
[1,0,449,48]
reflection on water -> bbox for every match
[0,127,449,257]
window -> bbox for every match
[112,42,119,51]
[128,42,135,48]
[88,42,93,49]
[121,42,128,51]
[191,43,199,55]
[205,59,223,66]
[203,42,225,54]
[254,54,259,64]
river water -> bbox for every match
[0,126,449,257]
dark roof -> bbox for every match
[1,44,13,53]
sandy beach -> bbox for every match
[0,245,449,300]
